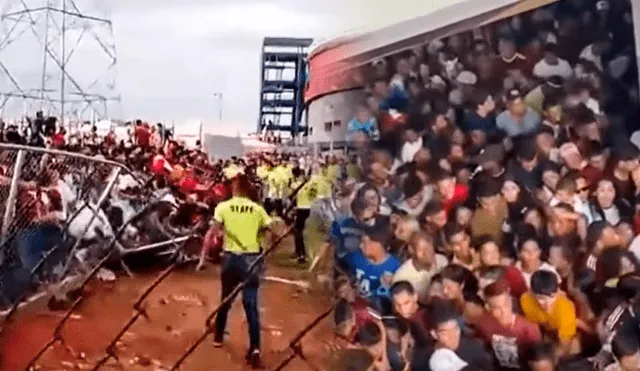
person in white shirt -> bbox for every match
[533,43,573,79]
[401,129,423,164]
[393,231,448,303]
[549,174,585,219]
[579,34,611,71]
[515,234,561,287]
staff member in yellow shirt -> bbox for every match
[520,270,578,357]
[291,164,332,264]
[211,173,275,369]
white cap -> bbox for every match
[630,131,640,151]
[429,348,468,371]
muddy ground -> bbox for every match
[0,264,335,371]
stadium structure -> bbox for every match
[303,0,640,146]
[257,37,313,138]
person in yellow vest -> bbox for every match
[290,163,332,264]
[256,159,271,182]
[325,155,341,182]
[212,173,277,369]
[265,159,292,217]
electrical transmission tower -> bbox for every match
[0,0,120,125]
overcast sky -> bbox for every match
[111,0,419,135]
[0,0,453,135]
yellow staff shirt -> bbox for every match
[256,165,270,180]
[325,164,340,182]
[294,175,332,209]
[268,165,293,198]
[214,196,273,253]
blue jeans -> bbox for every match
[214,252,262,351]
[16,224,63,272]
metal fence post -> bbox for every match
[1,150,26,244]
[59,167,122,278]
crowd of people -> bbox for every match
[0,114,353,305]
[322,0,640,370]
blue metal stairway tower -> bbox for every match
[258,37,313,137]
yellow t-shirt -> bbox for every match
[214,196,273,253]
[256,165,270,180]
[268,165,293,198]
[294,175,331,209]
[325,164,340,182]
[520,292,577,342]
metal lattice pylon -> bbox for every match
[0,0,120,125]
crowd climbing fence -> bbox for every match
[0,143,339,370]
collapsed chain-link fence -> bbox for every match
[0,145,342,370]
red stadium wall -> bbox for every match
[304,37,362,104]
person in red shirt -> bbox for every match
[104,129,116,147]
[134,121,150,147]
[434,169,468,216]
[475,280,542,370]
[51,128,66,148]
[559,141,602,187]
[334,278,377,343]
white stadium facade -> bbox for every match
[303,0,640,146]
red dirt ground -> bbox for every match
[0,265,335,371]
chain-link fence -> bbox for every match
[0,144,128,313]
[0,146,342,370]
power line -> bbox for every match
[0,0,121,125]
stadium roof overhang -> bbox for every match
[342,0,559,65]
[304,0,558,103]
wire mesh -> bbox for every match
[0,155,338,370]
[0,146,122,313]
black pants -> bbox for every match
[294,208,310,259]
[214,252,262,351]
[264,198,283,218]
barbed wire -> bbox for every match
[0,163,323,370]
[22,198,174,369]
[0,146,342,371]
[272,306,334,371]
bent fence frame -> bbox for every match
[0,144,144,323]
[0,143,334,370]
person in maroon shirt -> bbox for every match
[493,36,535,84]
[134,121,150,147]
[477,237,528,299]
[390,281,430,347]
[334,278,377,343]
[475,280,542,370]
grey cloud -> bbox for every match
[2,0,356,132]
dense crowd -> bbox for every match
[321,0,640,370]
[0,115,352,284]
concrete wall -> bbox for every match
[306,89,365,144]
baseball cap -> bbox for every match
[559,142,581,159]
[506,89,523,102]
[456,71,477,85]
[429,348,468,371]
